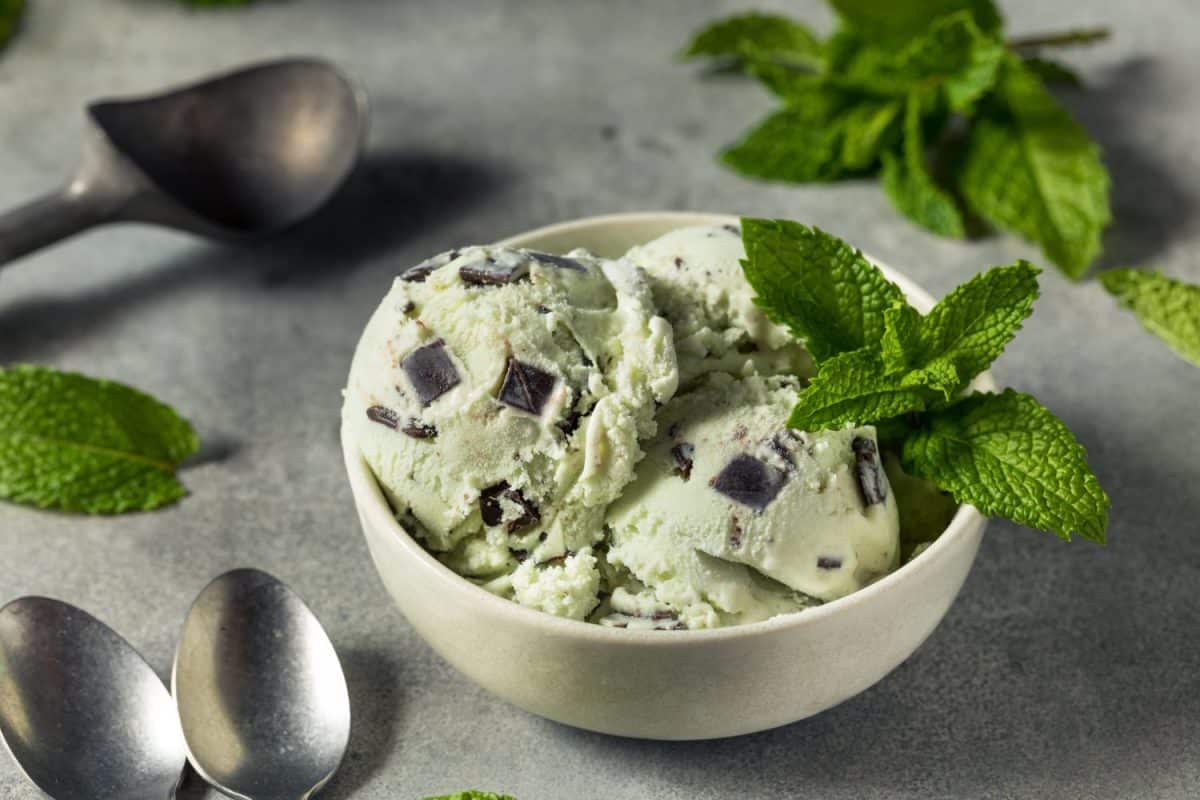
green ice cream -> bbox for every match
[344,227,905,628]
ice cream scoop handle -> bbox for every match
[0,184,113,267]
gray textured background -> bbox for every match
[1,1,1198,798]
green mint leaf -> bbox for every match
[740,218,905,362]
[1100,269,1200,368]
[424,793,517,800]
[0,365,199,514]
[882,93,966,238]
[680,12,822,69]
[1022,56,1083,87]
[789,348,931,431]
[721,88,900,181]
[959,57,1111,277]
[902,389,1109,542]
[829,0,1002,48]
[837,12,1004,113]
[881,301,923,374]
[0,0,23,50]
[914,260,1040,394]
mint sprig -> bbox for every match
[684,1,1113,277]
[1100,269,1200,368]
[742,217,1109,542]
[0,365,199,514]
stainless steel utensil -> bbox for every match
[0,597,187,800]
[0,58,367,266]
[173,568,350,800]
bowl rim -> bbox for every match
[343,210,991,643]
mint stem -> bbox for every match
[1007,27,1111,50]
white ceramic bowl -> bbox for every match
[343,212,989,740]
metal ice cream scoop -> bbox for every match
[0,597,187,800]
[0,58,367,267]
[173,568,351,800]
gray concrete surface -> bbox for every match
[1,1,1198,798]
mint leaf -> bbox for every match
[0,0,23,50]
[721,89,901,181]
[829,0,1002,47]
[789,348,931,430]
[424,793,516,800]
[881,301,923,373]
[912,260,1040,395]
[0,365,198,513]
[837,12,1004,113]
[680,12,822,69]
[882,93,966,238]
[1022,56,1082,87]
[959,57,1111,277]
[903,390,1109,541]
[740,218,905,362]
[1100,269,1200,368]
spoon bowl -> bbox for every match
[0,58,368,266]
[0,597,186,800]
[173,568,350,800]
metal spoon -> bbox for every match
[173,568,351,800]
[0,597,187,800]
[0,58,367,267]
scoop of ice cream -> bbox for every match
[605,372,900,626]
[625,225,812,386]
[342,246,677,618]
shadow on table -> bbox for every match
[548,419,1200,796]
[1058,58,1198,272]
[0,150,510,363]
[322,647,407,798]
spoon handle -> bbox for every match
[0,184,114,267]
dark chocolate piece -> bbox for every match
[673,257,685,269]
[479,481,540,533]
[722,223,741,235]
[401,301,417,315]
[459,254,529,286]
[852,436,886,506]
[767,432,797,469]
[498,358,558,415]
[729,515,743,548]
[711,454,787,511]
[401,339,461,406]
[365,405,399,429]
[670,442,695,480]
[511,549,529,563]
[399,254,448,283]
[400,418,438,439]
[529,251,586,271]
[558,409,583,437]
[817,556,843,570]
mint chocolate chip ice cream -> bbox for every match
[343,227,904,628]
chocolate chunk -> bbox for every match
[399,254,449,283]
[400,418,437,439]
[767,432,798,469]
[529,251,586,271]
[670,442,695,480]
[673,257,685,269]
[459,253,529,286]
[852,436,886,506]
[558,409,583,437]
[712,454,787,511]
[365,405,399,429]
[401,301,417,315]
[498,358,558,415]
[400,339,461,406]
[723,223,741,235]
[729,515,743,548]
[479,482,540,533]
[511,549,529,563]
[817,556,843,570]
